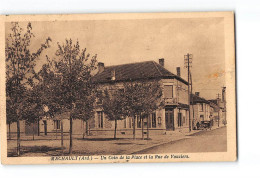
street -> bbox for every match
[135,127,227,154]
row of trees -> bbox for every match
[99,81,164,140]
[6,22,164,156]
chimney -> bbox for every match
[98,62,105,73]
[111,70,116,81]
[159,58,164,67]
[176,67,181,77]
[195,92,200,96]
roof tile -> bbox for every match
[92,61,188,84]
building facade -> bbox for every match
[7,59,190,137]
[89,59,190,136]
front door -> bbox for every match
[43,121,47,135]
[178,112,182,127]
[165,108,174,131]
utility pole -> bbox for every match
[222,86,227,125]
[217,93,221,127]
[61,120,64,153]
[190,72,194,130]
[184,53,192,132]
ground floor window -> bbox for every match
[97,111,104,128]
[129,118,132,128]
[137,115,141,128]
[152,113,156,128]
[124,119,126,128]
[54,120,61,130]
[143,114,149,127]
[200,115,204,121]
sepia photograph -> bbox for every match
[0,12,236,164]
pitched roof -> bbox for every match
[208,99,218,105]
[190,94,210,104]
[91,61,188,84]
[208,99,222,109]
[191,95,221,109]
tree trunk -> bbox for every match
[69,115,73,154]
[17,120,20,156]
[86,120,89,136]
[56,126,58,139]
[37,118,40,136]
[147,115,149,140]
[61,120,64,151]
[114,118,117,139]
[82,120,85,139]
[141,115,144,140]
[32,122,35,140]
[133,116,136,140]
[8,122,11,140]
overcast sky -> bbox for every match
[6,17,225,99]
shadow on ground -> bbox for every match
[8,145,63,157]
[78,138,145,141]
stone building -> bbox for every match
[7,59,190,138]
[89,58,190,136]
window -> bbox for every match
[96,91,103,105]
[129,118,132,128]
[199,103,204,111]
[137,115,141,128]
[124,119,126,128]
[54,120,61,130]
[164,85,173,98]
[152,113,156,128]
[97,111,104,128]
[140,114,150,128]
[158,117,162,125]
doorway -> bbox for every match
[178,112,183,127]
[165,108,174,131]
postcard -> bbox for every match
[0,12,236,164]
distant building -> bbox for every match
[190,93,212,129]
[209,97,226,126]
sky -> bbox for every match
[5,17,225,99]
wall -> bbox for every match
[160,78,189,105]
[190,102,213,128]
[89,108,166,136]
[6,77,189,137]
